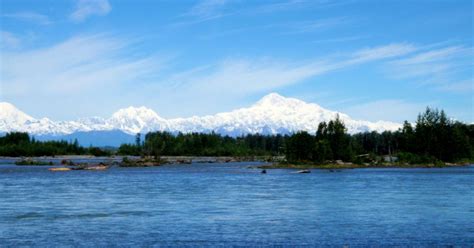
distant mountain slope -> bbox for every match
[0,93,402,141]
[34,130,135,147]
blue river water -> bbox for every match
[0,162,473,247]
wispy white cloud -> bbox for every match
[70,0,111,22]
[253,0,350,14]
[282,17,347,34]
[436,79,473,93]
[2,11,51,25]
[311,35,368,44]
[168,43,418,95]
[349,43,418,63]
[137,58,327,117]
[0,34,163,116]
[178,0,230,25]
[0,31,21,49]
[188,0,227,18]
[1,33,163,97]
[341,44,472,122]
[254,0,307,13]
[182,0,305,24]
[324,96,369,108]
[137,43,419,117]
[164,58,325,95]
[385,45,472,91]
[0,35,436,120]
[342,99,430,122]
[177,0,344,27]
[394,46,465,65]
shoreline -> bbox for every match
[0,155,281,166]
[1,156,472,169]
[257,162,473,170]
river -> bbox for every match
[1,162,473,246]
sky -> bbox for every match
[0,0,472,123]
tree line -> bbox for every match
[285,107,473,164]
[0,132,110,157]
[1,107,473,164]
[121,107,473,164]
[118,131,285,157]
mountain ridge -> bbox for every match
[0,93,402,136]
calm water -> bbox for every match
[0,162,473,247]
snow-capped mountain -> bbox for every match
[0,93,401,137]
[108,106,167,134]
[0,102,34,132]
[168,93,400,135]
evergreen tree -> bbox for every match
[285,131,314,162]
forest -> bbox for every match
[1,107,473,164]
[0,132,110,157]
[122,107,473,164]
[285,107,473,164]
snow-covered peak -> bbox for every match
[168,94,398,136]
[253,93,324,112]
[0,94,402,136]
[111,106,162,121]
[0,102,36,132]
[0,102,35,123]
[109,106,166,134]
[255,93,300,107]
[255,92,287,105]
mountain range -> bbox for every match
[0,93,401,146]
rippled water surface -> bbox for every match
[1,162,473,247]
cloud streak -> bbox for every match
[349,43,417,63]
[177,0,344,26]
[385,45,473,92]
[2,12,51,25]
[281,17,348,34]
[0,31,21,49]
[70,0,111,22]
[175,0,231,25]
[1,34,164,119]
[253,0,307,13]
[311,35,368,44]
[162,43,414,96]
[3,32,464,121]
[436,79,473,93]
[252,0,349,14]
[2,34,160,94]
[187,0,227,19]
[341,99,429,122]
[138,43,419,117]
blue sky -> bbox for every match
[0,0,472,123]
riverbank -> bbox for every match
[0,155,284,166]
[2,156,471,169]
[258,162,473,170]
